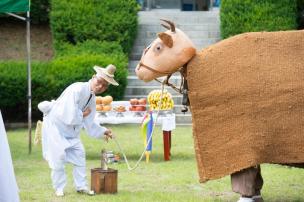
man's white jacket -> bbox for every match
[38,81,106,168]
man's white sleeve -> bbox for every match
[83,102,106,138]
[54,87,83,126]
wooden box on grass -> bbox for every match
[91,168,118,194]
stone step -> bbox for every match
[133,38,219,49]
[128,66,187,76]
[131,39,217,56]
[128,66,183,76]
[138,23,220,32]
[125,9,220,124]
[135,37,218,47]
[129,53,144,61]
[139,17,219,24]
[174,105,192,114]
[128,69,136,75]
[135,30,220,43]
[175,113,192,124]
[129,44,214,60]
[127,75,182,86]
[138,14,219,24]
[138,9,219,14]
[139,12,220,17]
[170,105,192,115]
[128,60,140,69]
[133,35,220,48]
[138,10,219,19]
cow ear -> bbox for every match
[158,32,173,48]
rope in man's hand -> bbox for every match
[107,83,166,171]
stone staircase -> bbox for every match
[126,9,221,125]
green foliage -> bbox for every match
[0,61,49,121]
[48,53,128,100]
[50,41,128,109]
[0,53,127,121]
[55,40,124,57]
[220,0,298,39]
[297,0,304,28]
[30,0,50,24]
[0,62,27,111]
[0,1,135,122]
[50,0,138,53]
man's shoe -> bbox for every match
[237,197,254,202]
[252,195,264,202]
[55,190,64,197]
[77,189,95,196]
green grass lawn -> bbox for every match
[7,125,304,202]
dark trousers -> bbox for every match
[231,165,263,197]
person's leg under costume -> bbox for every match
[231,165,263,202]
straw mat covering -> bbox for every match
[187,30,304,183]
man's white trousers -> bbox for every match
[51,140,87,192]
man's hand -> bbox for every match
[103,129,114,142]
[83,107,91,117]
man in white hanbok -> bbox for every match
[38,64,119,197]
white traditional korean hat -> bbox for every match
[93,64,119,86]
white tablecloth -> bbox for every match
[95,101,176,131]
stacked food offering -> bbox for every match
[94,90,174,117]
[113,105,126,113]
[128,98,147,112]
[95,95,113,112]
[147,90,174,110]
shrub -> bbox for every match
[48,53,128,100]
[0,53,127,121]
[31,0,50,24]
[0,61,49,121]
[297,0,304,29]
[0,1,135,122]
[50,0,138,53]
[55,40,124,57]
[220,0,298,39]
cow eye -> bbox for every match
[154,43,163,53]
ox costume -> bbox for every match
[0,111,20,202]
[39,81,106,193]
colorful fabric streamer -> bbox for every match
[141,111,153,162]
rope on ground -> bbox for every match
[112,82,166,171]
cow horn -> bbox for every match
[160,19,175,32]
[161,23,170,30]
